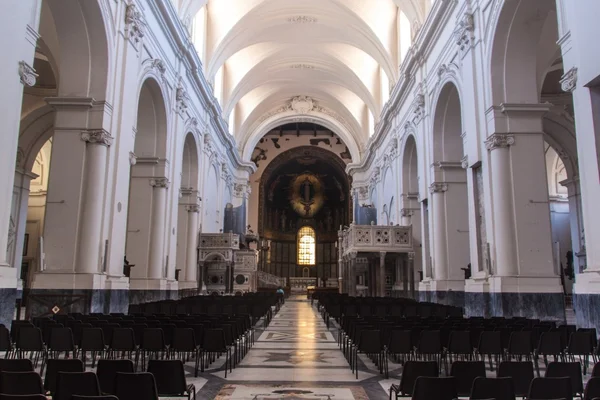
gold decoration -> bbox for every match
[290,173,324,217]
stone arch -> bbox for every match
[488,0,558,105]
[431,82,464,164]
[181,133,200,190]
[401,133,419,195]
[133,77,169,159]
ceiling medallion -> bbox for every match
[291,96,314,114]
[288,16,318,23]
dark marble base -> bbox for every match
[574,293,600,331]
[0,288,17,327]
[464,292,566,322]
[25,289,131,318]
[417,290,465,308]
[128,289,179,306]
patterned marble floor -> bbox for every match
[197,296,390,399]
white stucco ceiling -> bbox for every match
[174,0,433,160]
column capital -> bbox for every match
[485,134,515,151]
[186,204,200,213]
[18,61,38,86]
[560,67,577,93]
[429,182,448,194]
[81,129,113,146]
[408,252,415,260]
[149,177,170,188]
[400,208,414,218]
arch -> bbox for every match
[17,106,56,173]
[487,0,558,105]
[431,82,464,163]
[181,133,200,190]
[45,0,111,100]
[402,134,419,195]
[241,113,361,163]
[134,78,169,159]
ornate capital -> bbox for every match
[400,208,414,218]
[149,177,169,188]
[412,93,425,123]
[485,134,515,151]
[186,204,200,213]
[150,59,166,77]
[560,67,578,93]
[81,129,113,146]
[429,182,448,194]
[461,155,469,169]
[19,61,38,86]
[176,84,189,116]
[455,13,475,52]
[125,3,146,44]
[354,185,369,201]
[408,251,415,261]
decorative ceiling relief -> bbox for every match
[287,16,318,24]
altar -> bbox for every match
[289,277,317,294]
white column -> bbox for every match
[485,134,518,276]
[379,251,386,297]
[185,205,199,282]
[148,178,169,279]
[76,130,112,274]
[430,183,449,280]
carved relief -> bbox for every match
[485,134,515,151]
[81,129,113,146]
[125,3,146,44]
[175,84,189,116]
[18,61,38,86]
[288,16,318,23]
[429,182,448,194]
[455,13,475,52]
[560,67,578,93]
[149,177,170,188]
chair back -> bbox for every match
[412,376,457,400]
[54,371,101,400]
[585,377,600,400]
[545,362,584,396]
[80,328,105,350]
[528,377,573,400]
[203,328,227,352]
[110,328,136,350]
[449,360,486,397]
[0,371,44,395]
[498,361,535,397]
[147,359,187,395]
[470,377,516,400]
[95,359,134,396]
[0,359,33,372]
[114,372,159,400]
[16,327,44,351]
[43,358,84,393]
[0,395,47,400]
[399,361,439,395]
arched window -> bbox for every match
[297,226,316,266]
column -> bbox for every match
[379,252,386,297]
[430,183,449,280]
[198,261,206,293]
[408,252,416,298]
[148,178,169,279]
[485,135,518,276]
[184,205,199,283]
[395,256,402,288]
[338,256,343,294]
[349,253,356,296]
[76,130,113,274]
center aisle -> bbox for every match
[199,295,393,399]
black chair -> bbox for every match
[478,331,503,371]
[114,372,159,400]
[0,371,44,395]
[71,396,119,400]
[585,377,600,400]
[80,328,106,368]
[0,359,33,372]
[354,329,388,379]
[170,328,202,377]
[545,362,584,398]
[389,360,438,399]
[416,330,443,371]
[15,327,46,374]
[593,362,600,377]
[109,328,138,368]
[0,395,48,400]
[470,376,516,400]
[387,329,413,365]
[43,358,84,395]
[96,359,134,395]
[535,331,564,375]
[140,328,167,371]
[497,361,535,398]
[203,328,232,378]
[53,371,101,400]
[48,327,75,359]
[507,331,533,361]
[567,331,594,374]
[528,376,573,400]
[449,360,486,397]
[0,326,14,359]
[447,331,473,363]
[147,360,196,400]
[411,376,458,400]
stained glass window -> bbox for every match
[297,226,316,265]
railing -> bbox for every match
[257,271,286,288]
[339,224,413,256]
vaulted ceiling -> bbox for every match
[172,0,433,161]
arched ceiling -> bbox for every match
[174,0,433,161]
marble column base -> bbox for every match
[464,291,566,322]
[128,289,179,306]
[574,293,600,331]
[25,289,130,318]
[0,288,17,327]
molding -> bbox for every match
[288,16,318,23]
[81,129,113,146]
[18,61,38,86]
[185,204,200,213]
[45,97,95,109]
[485,134,515,151]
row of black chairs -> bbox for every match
[389,360,600,400]
[0,357,194,400]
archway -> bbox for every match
[126,78,170,289]
[176,133,200,290]
[400,134,423,298]
[429,82,470,301]
[257,143,351,286]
